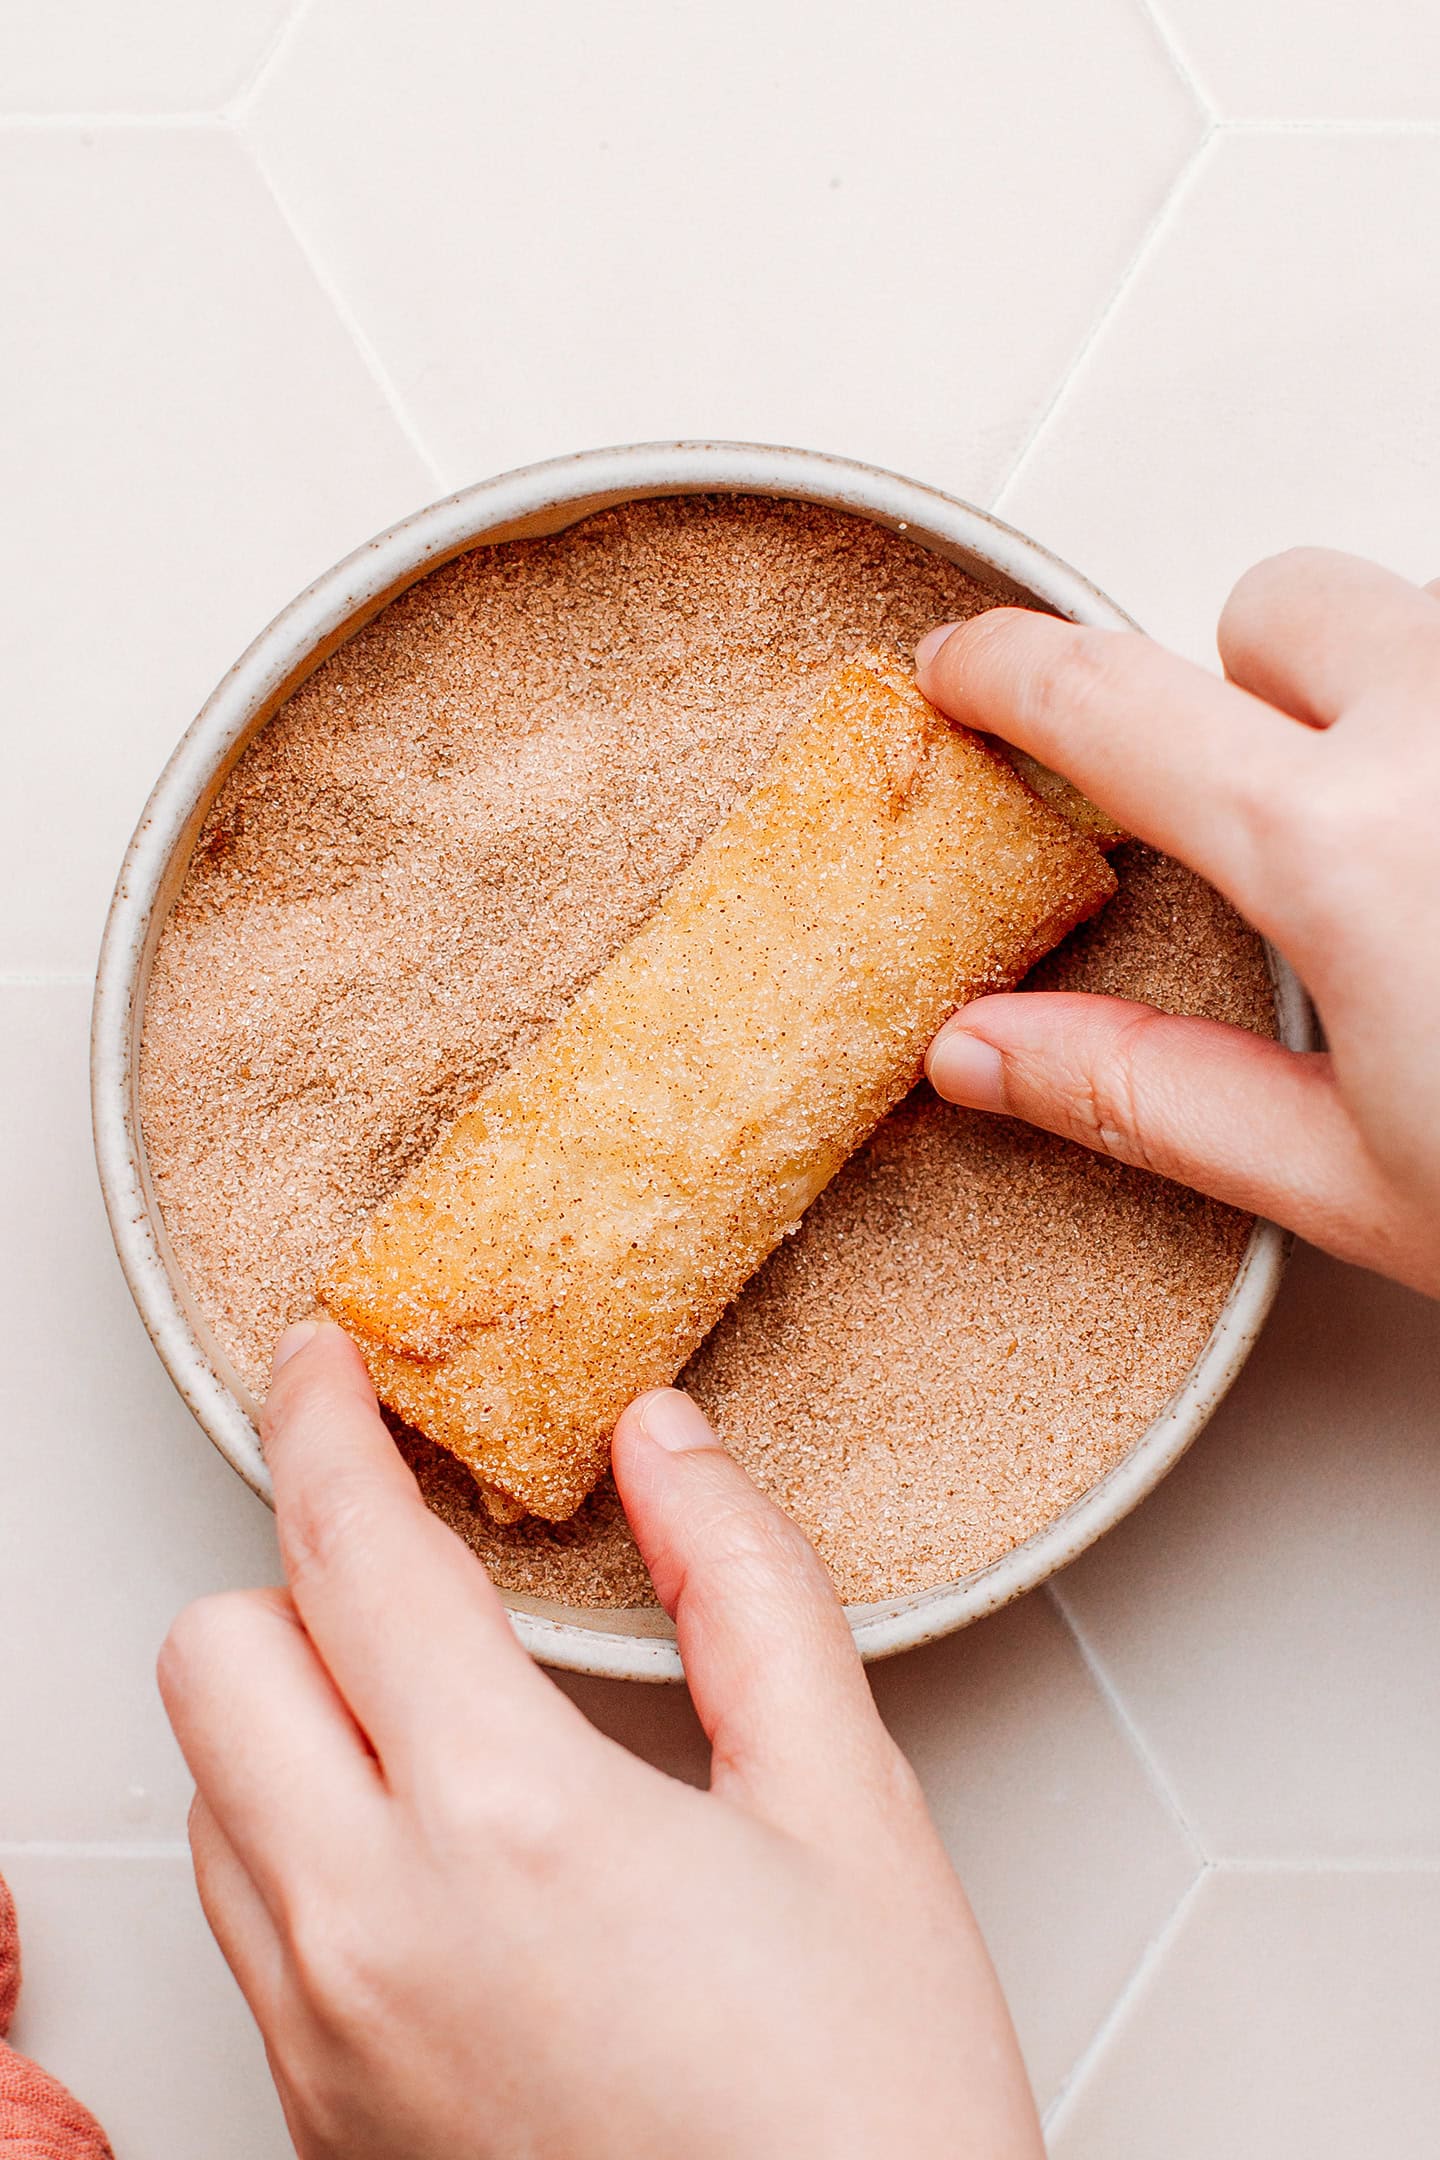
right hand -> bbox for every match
[915,547,1440,1298]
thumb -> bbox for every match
[925,991,1411,1278]
[611,1390,898,1834]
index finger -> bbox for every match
[915,610,1305,937]
[612,1390,900,1846]
[261,1321,569,1780]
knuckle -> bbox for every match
[279,1472,381,1598]
[1217,549,1313,669]
[1269,757,1419,960]
[704,1484,815,1589]
[155,1603,207,1696]
[1063,1011,1165,1173]
[157,1590,257,1699]
[954,603,1033,672]
[421,1760,573,1879]
[1073,1073,1142,1166]
[1228,544,1328,613]
[1286,771,1352,875]
[286,1893,390,2036]
[864,1736,928,1824]
[1020,625,1144,734]
[267,2058,351,2157]
[691,1485,845,1644]
[260,1359,339,1454]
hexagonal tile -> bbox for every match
[0,988,283,1842]
[869,1592,1197,2112]
[1152,0,1440,121]
[245,0,1200,501]
[1050,1868,1440,2156]
[999,131,1440,659]
[1054,1243,1440,1862]
[0,1,293,114]
[1,1852,290,2159]
[0,124,432,973]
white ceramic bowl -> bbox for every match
[92,441,1310,1681]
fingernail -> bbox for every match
[634,1388,724,1454]
[270,1320,320,1377]
[914,621,962,674]
[926,1028,1007,1112]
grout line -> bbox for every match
[1136,0,1218,125]
[237,135,448,492]
[0,111,223,130]
[0,971,93,988]
[1043,1865,1210,2135]
[225,0,320,122]
[1045,1582,1208,1869]
[991,123,1219,515]
[1136,1,1440,135]
[1219,115,1440,136]
[0,1840,191,1861]
[1217,1855,1440,1876]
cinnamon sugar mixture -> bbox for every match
[140,497,1274,1607]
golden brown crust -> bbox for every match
[320,660,1116,1520]
[1000,748,1127,850]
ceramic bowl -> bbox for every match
[92,441,1310,1681]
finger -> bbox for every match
[188,1793,288,2030]
[1219,547,1440,728]
[915,611,1303,935]
[925,992,1416,1279]
[262,1322,571,1775]
[159,1587,384,1913]
[611,1390,895,1836]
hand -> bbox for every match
[916,547,1440,1297]
[159,1323,1041,2160]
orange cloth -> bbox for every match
[0,1870,113,2158]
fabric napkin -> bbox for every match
[0,1868,114,2157]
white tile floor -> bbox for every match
[2,3,1438,2152]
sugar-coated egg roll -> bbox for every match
[319,657,1116,1520]
[1000,748,1126,850]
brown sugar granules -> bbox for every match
[139,495,1276,1608]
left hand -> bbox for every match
[159,1321,1040,2160]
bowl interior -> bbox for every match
[94,443,1309,1682]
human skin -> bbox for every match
[160,1326,1044,2160]
[161,545,1438,2157]
[920,548,1440,1299]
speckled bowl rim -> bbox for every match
[92,440,1312,1682]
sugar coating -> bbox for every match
[320,660,1114,1518]
[139,496,1274,1604]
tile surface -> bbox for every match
[1153,0,1440,121]
[0,989,282,1843]
[3,4,1440,2153]
[0,125,431,973]
[0,0,292,112]
[245,0,1199,500]
[1000,131,1440,659]
[870,1594,1196,2113]
[1055,1245,1440,1863]
[1050,1868,1440,2157]
[2,1853,291,2160]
